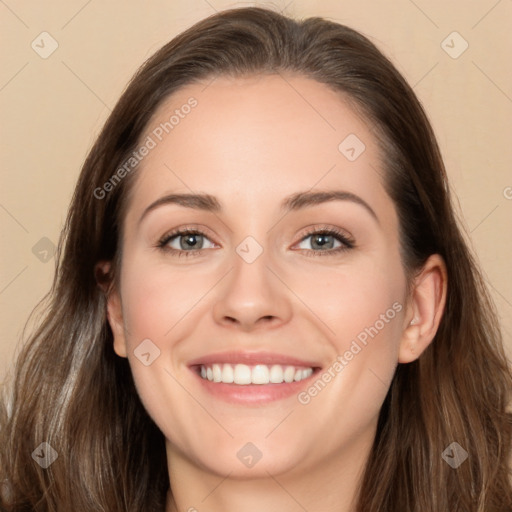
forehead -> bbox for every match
[126,73,390,221]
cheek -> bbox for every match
[117,255,214,444]
[330,271,404,356]
[294,270,404,446]
[119,255,215,344]
[292,255,405,406]
[287,254,406,352]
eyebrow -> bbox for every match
[139,189,379,225]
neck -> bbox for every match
[165,429,374,512]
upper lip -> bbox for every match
[188,351,322,368]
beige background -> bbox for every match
[1,0,511,381]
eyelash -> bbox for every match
[156,225,355,258]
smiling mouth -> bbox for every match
[194,363,315,385]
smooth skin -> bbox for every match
[102,74,447,511]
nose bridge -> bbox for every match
[229,238,277,304]
[212,236,292,329]
[232,239,273,294]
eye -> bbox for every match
[156,226,355,258]
[294,227,354,256]
[157,228,216,257]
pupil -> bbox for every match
[313,234,332,249]
[182,234,200,249]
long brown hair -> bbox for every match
[1,7,511,511]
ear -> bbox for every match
[95,261,127,358]
[398,254,447,363]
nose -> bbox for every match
[212,250,293,332]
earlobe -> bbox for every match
[95,261,128,358]
[398,254,448,363]
[106,290,128,358]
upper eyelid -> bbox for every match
[159,226,216,244]
[301,225,353,240]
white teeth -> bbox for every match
[251,365,270,384]
[221,363,234,383]
[303,368,313,379]
[212,364,222,382]
[296,368,312,381]
[269,365,284,383]
[284,366,295,383]
[234,364,252,384]
[198,363,314,385]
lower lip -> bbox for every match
[190,368,319,405]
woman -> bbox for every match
[1,6,511,511]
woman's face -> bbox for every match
[108,74,413,478]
